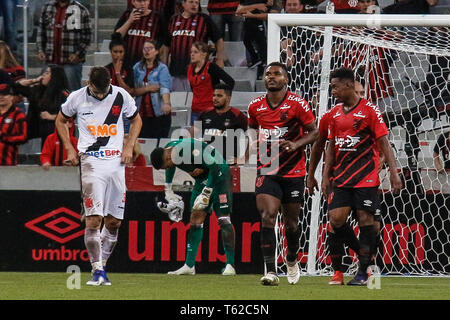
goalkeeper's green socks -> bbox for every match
[220,222,236,266]
[185,224,204,268]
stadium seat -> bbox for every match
[223,41,247,67]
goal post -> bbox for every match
[268,13,450,276]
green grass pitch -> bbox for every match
[1,272,450,300]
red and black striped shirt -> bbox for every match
[165,13,222,76]
[247,91,315,177]
[207,0,240,15]
[328,98,388,188]
[127,0,175,21]
[115,10,164,65]
[0,105,27,165]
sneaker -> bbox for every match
[167,264,195,275]
[347,270,368,286]
[248,60,262,69]
[328,270,344,285]
[221,264,236,276]
[260,272,279,286]
[86,269,110,286]
[286,261,300,285]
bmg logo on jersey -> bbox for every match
[87,124,117,137]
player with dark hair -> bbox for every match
[322,67,402,285]
[247,61,318,286]
[191,83,247,165]
[55,66,142,286]
[150,137,236,276]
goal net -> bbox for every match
[268,12,450,276]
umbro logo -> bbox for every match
[363,200,373,207]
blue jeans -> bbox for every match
[63,63,83,92]
[0,0,17,51]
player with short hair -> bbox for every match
[191,83,248,165]
[322,67,402,285]
[247,62,318,286]
[150,137,236,276]
[55,66,143,286]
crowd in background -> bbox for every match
[0,0,447,169]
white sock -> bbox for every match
[101,226,118,265]
[84,228,103,270]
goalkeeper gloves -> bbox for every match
[157,198,184,222]
[192,187,213,211]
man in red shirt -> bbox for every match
[247,62,318,286]
[0,83,27,165]
[322,67,402,285]
[163,0,225,91]
[40,118,78,170]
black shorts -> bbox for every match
[328,187,380,215]
[255,175,305,203]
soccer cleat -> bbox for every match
[328,271,344,285]
[286,261,300,285]
[167,264,196,275]
[260,272,280,286]
[221,264,236,276]
[347,270,368,286]
[86,269,110,286]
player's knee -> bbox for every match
[104,216,122,232]
[217,215,232,228]
[260,210,277,228]
[85,215,102,229]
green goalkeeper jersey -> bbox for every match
[164,138,231,188]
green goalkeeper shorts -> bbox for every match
[190,175,233,217]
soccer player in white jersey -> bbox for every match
[55,66,142,286]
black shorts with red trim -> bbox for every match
[255,175,305,203]
[327,187,380,214]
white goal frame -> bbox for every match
[267,13,450,276]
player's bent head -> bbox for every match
[151,147,166,170]
[89,66,111,93]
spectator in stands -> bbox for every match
[433,131,450,174]
[127,0,176,22]
[163,0,225,91]
[357,0,379,13]
[383,0,437,14]
[236,0,282,78]
[0,41,25,82]
[36,0,91,92]
[207,0,244,41]
[133,39,172,139]
[40,118,78,170]
[283,0,305,12]
[124,133,147,166]
[0,83,27,165]
[14,65,70,147]
[115,0,166,65]
[188,41,235,124]
[0,0,18,52]
[105,33,135,96]
[317,0,360,13]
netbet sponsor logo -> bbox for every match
[25,207,89,261]
[85,149,121,158]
